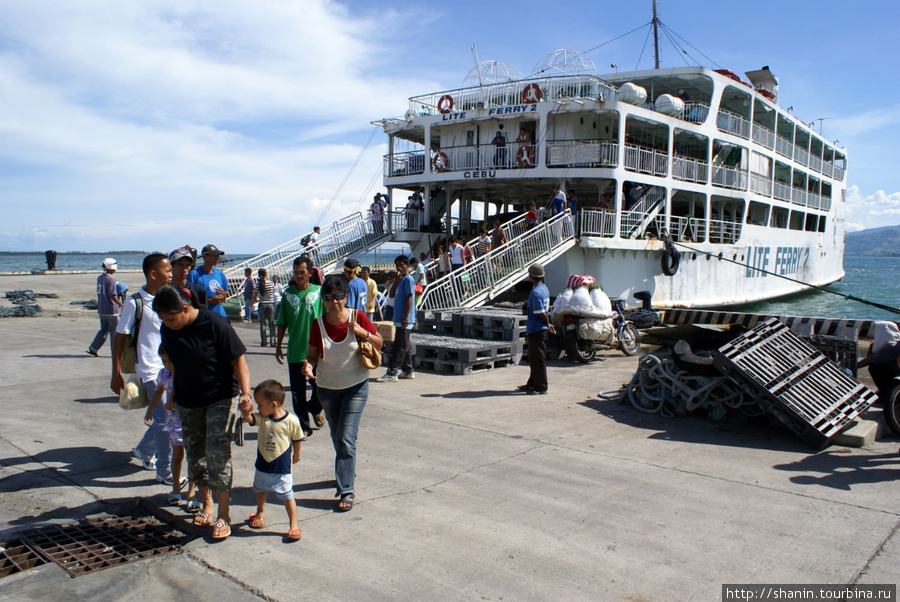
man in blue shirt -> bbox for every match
[187,244,229,317]
[518,262,556,395]
[377,255,416,383]
[343,258,368,312]
[87,257,123,356]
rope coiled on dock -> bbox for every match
[599,352,763,419]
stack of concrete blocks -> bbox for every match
[380,308,527,375]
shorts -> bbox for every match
[253,470,295,501]
[166,409,183,447]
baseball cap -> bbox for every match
[201,244,224,256]
[102,258,118,270]
[169,246,194,264]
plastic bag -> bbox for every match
[579,318,613,342]
[590,287,612,314]
[119,374,149,410]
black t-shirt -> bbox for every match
[161,309,246,408]
[184,281,208,308]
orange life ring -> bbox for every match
[437,95,454,114]
[522,83,542,104]
[516,145,535,167]
[432,152,449,172]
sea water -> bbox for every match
[2,253,897,321]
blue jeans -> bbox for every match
[89,314,119,352]
[243,297,253,321]
[135,378,173,480]
[318,380,368,496]
[258,302,275,345]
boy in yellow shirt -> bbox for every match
[239,379,304,540]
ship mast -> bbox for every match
[652,0,660,69]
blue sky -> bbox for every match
[1,0,899,253]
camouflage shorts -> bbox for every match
[176,397,237,493]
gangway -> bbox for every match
[621,186,666,239]
[419,210,576,311]
[222,211,389,301]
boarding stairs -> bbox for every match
[621,186,666,239]
[419,210,576,311]
[222,211,389,301]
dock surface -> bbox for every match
[1,273,898,600]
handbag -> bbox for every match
[414,283,424,295]
[118,374,149,410]
[353,310,382,369]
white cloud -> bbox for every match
[0,0,433,252]
[844,185,900,229]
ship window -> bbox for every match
[789,210,804,230]
[770,206,788,229]
[747,201,769,225]
[818,216,827,233]
[805,214,818,232]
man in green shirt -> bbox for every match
[275,256,325,437]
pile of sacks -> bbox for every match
[550,275,615,342]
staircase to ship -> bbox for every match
[222,208,576,311]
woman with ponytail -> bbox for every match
[153,285,251,540]
[255,268,276,347]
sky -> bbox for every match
[2,0,899,253]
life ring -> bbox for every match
[437,95,454,114]
[661,245,680,276]
[516,145,535,167]
[522,83,542,104]
[432,152,449,172]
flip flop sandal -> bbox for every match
[248,513,265,529]
[186,500,202,513]
[167,493,183,506]
[337,493,354,512]
[314,412,326,427]
[286,528,302,541]
[212,520,231,540]
[193,512,213,527]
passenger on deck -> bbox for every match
[492,131,507,167]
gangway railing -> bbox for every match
[621,186,666,239]
[223,211,389,302]
[419,210,576,311]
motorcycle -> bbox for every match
[562,298,641,362]
[879,377,900,438]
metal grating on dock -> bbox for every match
[713,318,878,447]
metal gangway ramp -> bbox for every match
[420,210,576,311]
[222,211,389,301]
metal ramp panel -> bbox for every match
[419,211,576,311]
[621,186,666,239]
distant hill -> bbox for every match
[845,225,900,257]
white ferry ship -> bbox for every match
[225,25,847,312]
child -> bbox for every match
[239,379,303,540]
[144,347,197,510]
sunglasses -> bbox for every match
[322,293,346,302]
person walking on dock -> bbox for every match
[377,255,416,383]
[188,244,229,318]
[87,257,123,357]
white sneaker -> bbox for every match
[399,372,415,380]
[156,475,188,487]
[376,372,399,383]
[133,449,156,471]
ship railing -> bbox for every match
[708,218,742,244]
[716,109,751,139]
[794,147,810,168]
[546,139,618,168]
[808,154,823,174]
[806,192,823,210]
[426,142,538,173]
[669,216,707,243]
[822,163,834,178]
[750,172,773,197]
[421,213,531,276]
[385,151,427,177]
[833,166,845,181]
[407,75,617,117]
[773,181,791,202]
[791,188,808,207]
[752,123,775,150]
[624,143,668,177]
[579,208,616,237]
[419,210,575,311]
[223,212,387,303]
[711,165,748,190]
[775,135,792,159]
[621,187,666,239]
[679,101,709,124]
[672,156,709,183]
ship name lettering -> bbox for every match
[746,246,770,278]
[774,246,805,276]
[441,111,467,121]
[487,104,537,116]
[464,170,497,179]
